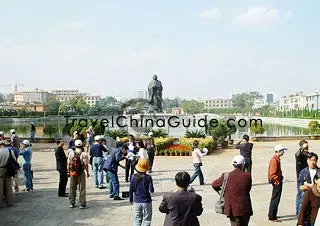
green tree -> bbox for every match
[70,96,89,115]
[163,97,182,112]
[58,101,71,115]
[44,97,61,115]
[43,125,58,138]
[180,100,204,115]
[308,120,320,134]
[232,91,263,113]
[250,124,265,136]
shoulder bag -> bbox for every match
[215,172,230,214]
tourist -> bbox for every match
[189,140,208,186]
[90,135,107,189]
[129,159,154,226]
[4,140,20,192]
[297,172,320,226]
[125,135,138,182]
[0,140,16,207]
[0,131,4,140]
[19,140,33,192]
[103,145,128,200]
[10,129,20,150]
[159,171,203,226]
[144,132,155,173]
[212,155,253,226]
[235,134,253,173]
[55,139,68,197]
[297,152,320,210]
[30,122,36,142]
[68,131,80,150]
[85,126,94,152]
[100,138,109,184]
[67,139,90,209]
[136,140,149,161]
[268,144,287,222]
[295,140,309,215]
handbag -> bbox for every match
[215,172,229,214]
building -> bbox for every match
[200,99,233,109]
[306,91,320,111]
[0,103,48,112]
[13,89,52,103]
[266,93,274,104]
[171,107,185,115]
[134,90,148,99]
[52,89,101,107]
[278,92,307,111]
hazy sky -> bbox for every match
[0,0,319,100]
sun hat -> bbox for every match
[75,139,82,147]
[274,144,288,152]
[135,159,149,173]
[232,155,245,165]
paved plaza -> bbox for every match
[1,140,320,226]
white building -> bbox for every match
[13,89,52,103]
[200,98,233,109]
[306,91,320,111]
[52,89,101,107]
[278,92,307,111]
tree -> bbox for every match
[70,96,89,115]
[180,100,204,115]
[58,102,71,115]
[210,121,228,143]
[43,125,58,138]
[250,124,265,136]
[163,97,182,112]
[232,91,263,113]
[44,97,61,115]
[308,120,320,134]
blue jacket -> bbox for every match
[103,147,124,173]
[129,173,154,203]
[298,166,320,187]
[19,147,32,164]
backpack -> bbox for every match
[6,148,20,177]
[69,151,83,176]
[215,172,229,214]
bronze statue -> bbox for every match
[148,74,163,112]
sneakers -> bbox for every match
[69,203,75,208]
[99,186,106,189]
[79,204,87,209]
[113,196,124,200]
[109,195,114,198]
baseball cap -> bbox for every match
[232,155,245,165]
[10,129,15,133]
[22,140,30,146]
[148,132,153,137]
[73,131,79,136]
[94,135,102,141]
[75,139,82,147]
[0,131,3,135]
[274,144,288,152]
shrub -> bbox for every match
[210,121,228,143]
[43,125,58,138]
[308,120,320,134]
[179,137,215,153]
[185,129,206,138]
[144,128,168,138]
[105,129,128,140]
[250,124,265,136]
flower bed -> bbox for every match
[159,144,192,156]
[179,137,216,153]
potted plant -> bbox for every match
[211,121,228,149]
[309,120,320,139]
[170,151,175,156]
[250,124,265,141]
[175,149,180,156]
[212,140,218,150]
[227,125,237,145]
[164,150,169,156]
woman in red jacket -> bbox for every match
[298,172,320,226]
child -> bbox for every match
[19,140,33,192]
[129,159,154,226]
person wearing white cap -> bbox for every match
[67,139,90,209]
[68,131,80,151]
[10,129,20,150]
[19,140,33,192]
[267,144,287,222]
[90,135,107,189]
[212,155,253,226]
[144,132,155,173]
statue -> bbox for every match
[148,74,163,112]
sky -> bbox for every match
[0,0,319,100]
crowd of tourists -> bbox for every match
[1,127,320,226]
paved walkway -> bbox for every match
[1,140,320,226]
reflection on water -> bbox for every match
[0,120,312,138]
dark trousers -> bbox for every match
[125,159,136,182]
[58,170,68,196]
[268,181,283,220]
[147,149,155,170]
[244,157,252,173]
[230,216,251,226]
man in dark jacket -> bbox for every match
[55,139,68,197]
[212,155,253,226]
[295,140,309,215]
[235,135,253,173]
[159,171,203,226]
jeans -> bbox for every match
[108,171,119,197]
[30,131,35,142]
[268,181,283,220]
[244,157,252,173]
[190,163,204,185]
[93,157,104,187]
[125,159,137,182]
[22,163,33,190]
[134,202,152,226]
[296,183,304,215]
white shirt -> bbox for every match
[137,148,149,160]
[310,167,317,185]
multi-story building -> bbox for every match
[52,89,101,107]
[306,91,320,111]
[266,93,274,105]
[134,90,148,99]
[278,92,307,111]
[200,98,233,109]
[13,89,52,103]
